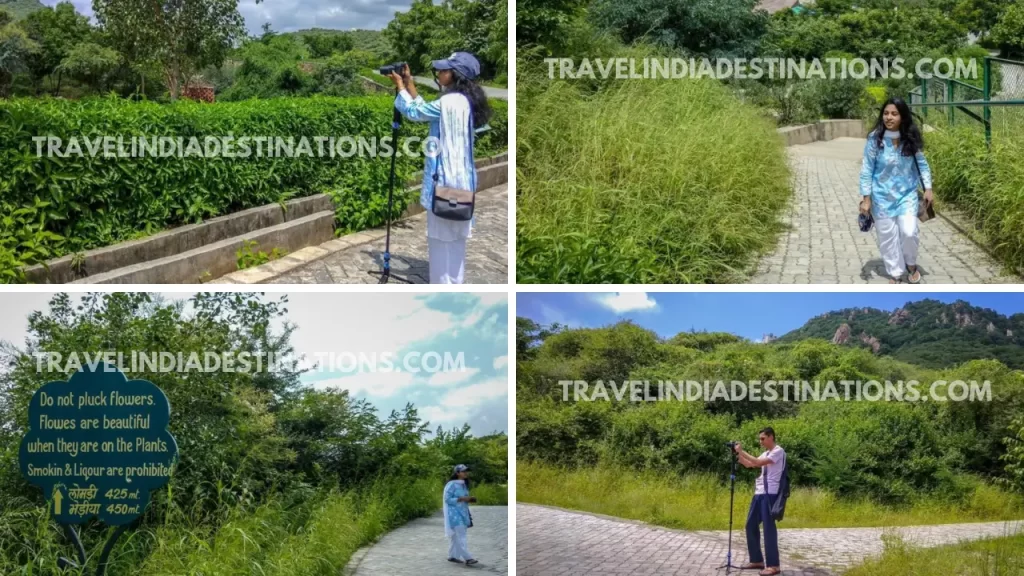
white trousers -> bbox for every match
[874,213,919,279]
[428,237,467,284]
[448,525,473,561]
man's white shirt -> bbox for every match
[754,445,786,496]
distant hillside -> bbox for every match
[779,299,1024,369]
[0,0,45,19]
[288,28,389,59]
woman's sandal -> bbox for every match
[907,266,922,284]
[758,568,781,576]
[466,559,479,566]
[448,558,464,563]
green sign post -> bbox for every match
[19,364,178,575]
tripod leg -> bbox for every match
[368,90,413,284]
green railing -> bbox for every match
[908,56,1024,147]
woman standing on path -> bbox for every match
[390,53,492,284]
[859,97,934,284]
[443,464,479,565]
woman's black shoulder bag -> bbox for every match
[431,104,476,222]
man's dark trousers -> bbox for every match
[745,493,779,567]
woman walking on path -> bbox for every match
[443,464,479,565]
[390,53,492,284]
[859,97,934,284]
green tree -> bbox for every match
[92,0,254,100]
[591,0,769,58]
[516,0,586,54]
[991,3,1024,58]
[56,41,119,93]
[952,0,1008,38]
[0,19,38,96]
[21,1,91,95]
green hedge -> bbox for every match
[0,95,507,282]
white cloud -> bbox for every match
[311,369,417,398]
[493,356,508,370]
[439,378,507,408]
[427,367,480,387]
[420,405,462,425]
[593,292,658,314]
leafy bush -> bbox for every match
[0,95,507,279]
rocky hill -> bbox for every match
[778,299,1024,369]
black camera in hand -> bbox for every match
[725,441,738,448]
[379,62,408,76]
[468,497,478,503]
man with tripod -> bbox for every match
[733,427,786,576]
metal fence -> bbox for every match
[908,56,1024,146]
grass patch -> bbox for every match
[516,51,792,284]
[517,461,1024,531]
[843,531,1024,576]
[922,111,1024,276]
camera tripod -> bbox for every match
[718,443,744,574]
[368,88,413,284]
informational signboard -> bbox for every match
[19,364,178,526]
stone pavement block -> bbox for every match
[267,185,507,284]
[750,141,1019,284]
[518,503,1024,576]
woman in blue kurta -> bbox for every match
[443,464,478,565]
[389,53,492,284]
[859,97,933,284]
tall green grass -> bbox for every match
[0,477,505,576]
[517,461,1024,531]
[516,56,792,284]
[924,114,1024,276]
[844,531,1024,576]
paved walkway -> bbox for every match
[517,503,1024,576]
[749,138,1017,284]
[346,506,507,575]
[414,76,508,100]
[266,184,507,284]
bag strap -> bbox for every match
[432,95,475,189]
[912,152,924,192]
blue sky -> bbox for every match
[1,292,508,437]
[517,292,1024,341]
[42,0,412,34]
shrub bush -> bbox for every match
[0,95,507,280]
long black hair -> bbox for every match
[870,97,923,156]
[442,70,493,129]
[450,470,471,491]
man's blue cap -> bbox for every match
[432,52,481,80]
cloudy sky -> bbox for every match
[41,0,414,33]
[0,291,509,437]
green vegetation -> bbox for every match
[0,96,508,280]
[777,299,1024,369]
[516,45,791,283]
[0,293,508,575]
[519,461,1024,530]
[516,310,1024,519]
[923,122,1024,276]
[0,0,43,20]
[384,0,507,83]
[844,532,1024,576]
[236,240,287,270]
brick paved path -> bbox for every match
[267,184,507,284]
[346,506,507,575]
[749,138,1017,284]
[517,503,1024,576]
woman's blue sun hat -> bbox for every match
[432,52,481,80]
[454,464,470,473]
